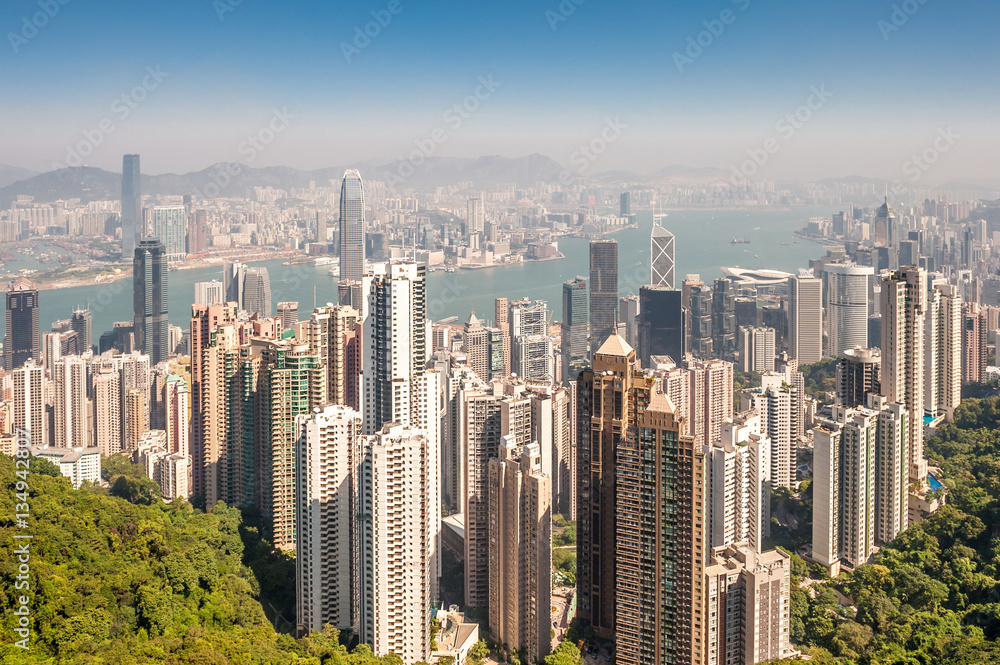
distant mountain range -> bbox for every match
[1,156,998,207]
[0,154,569,206]
[0,165,39,188]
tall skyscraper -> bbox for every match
[741,375,796,489]
[163,374,190,458]
[149,205,188,260]
[52,356,89,449]
[615,388,707,665]
[223,261,248,306]
[464,312,492,380]
[738,326,775,373]
[561,277,589,382]
[257,340,326,550]
[618,294,640,349]
[461,383,507,609]
[295,404,362,636]
[619,191,631,217]
[299,304,361,409]
[704,544,793,665]
[836,347,880,408]
[651,216,674,288]
[708,411,771,553]
[357,423,438,664]
[93,366,122,456]
[924,280,961,421]
[133,238,169,364]
[187,209,208,254]
[812,405,876,571]
[638,286,685,367]
[589,240,618,356]
[812,395,907,575]
[190,302,238,504]
[339,169,366,283]
[664,359,734,450]
[70,308,92,353]
[360,262,435,435]
[488,439,552,665]
[124,388,148,451]
[824,263,874,357]
[467,197,485,234]
[962,303,987,385]
[689,284,714,358]
[880,267,927,481]
[496,297,512,378]
[576,333,640,639]
[514,335,555,383]
[243,267,272,317]
[712,277,737,362]
[121,154,141,259]
[194,280,224,306]
[316,209,328,244]
[874,398,909,546]
[788,273,822,366]
[13,360,45,445]
[4,277,39,371]
[359,261,440,601]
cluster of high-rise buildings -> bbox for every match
[7,157,1000,665]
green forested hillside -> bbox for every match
[0,455,391,665]
[785,396,1000,664]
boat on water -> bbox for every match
[731,237,750,244]
[314,257,336,266]
[327,267,340,277]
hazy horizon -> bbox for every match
[3,0,998,183]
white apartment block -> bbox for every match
[357,424,438,665]
[741,376,795,489]
[52,355,90,449]
[295,404,362,636]
[31,445,101,489]
[708,412,772,553]
[705,543,794,665]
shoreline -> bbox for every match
[457,253,565,270]
[15,249,304,292]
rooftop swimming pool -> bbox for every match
[929,474,943,491]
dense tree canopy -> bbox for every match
[782,396,1000,663]
[0,455,396,665]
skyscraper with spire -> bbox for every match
[339,170,366,284]
[651,214,675,288]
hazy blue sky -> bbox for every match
[2,0,998,181]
